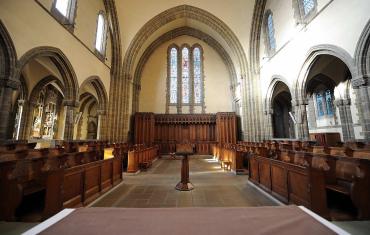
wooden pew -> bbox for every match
[0,141,124,222]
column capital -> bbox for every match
[264,109,273,115]
[17,99,27,106]
[334,99,344,107]
[351,76,369,88]
[0,78,20,89]
[291,99,308,106]
[63,100,79,107]
[96,109,106,115]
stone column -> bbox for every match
[0,79,18,140]
[63,100,78,140]
[132,83,140,114]
[96,109,106,140]
[13,99,26,140]
[17,100,29,140]
[335,99,355,141]
[264,108,273,140]
[352,77,370,141]
[306,98,317,130]
[292,99,309,140]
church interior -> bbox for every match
[1,0,370,234]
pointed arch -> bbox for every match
[16,46,79,104]
[294,44,356,101]
[0,20,17,86]
[80,76,108,112]
[355,19,370,81]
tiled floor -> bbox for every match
[91,156,279,208]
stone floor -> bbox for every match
[91,156,279,208]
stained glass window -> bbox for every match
[325,90,334,116]
[302,0,315,16]
[167,44,204,110]
[95,13,106,53]
[193,47,202,104]
[316,93,325,117]
[267,13,276,51]
[170,47,178,104]
[182,47,190,104]
[55,0,70,16]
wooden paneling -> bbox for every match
[133,112,237,154]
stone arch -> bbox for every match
[76,93,98,140]
[355,19,370,81]
[264,77,295,139]
[79,76,108,111]
[265,76,293,111]
[132,27,238,113]
[28,76,65,104]
[110,5,249,142]
[249,0,267,74]
[16,46,79,103]
[0,21,18,139]
[295,44,356,101]
[123,5,248,78]
[20,75,65,139]
[294,44,356,140]
[79,76,108,139]
[0,21,17,83]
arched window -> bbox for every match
[51,0,77,30]
[325,90,334,115]
[293,0,317,23]
[315,89,334,118]
[182,47,190,104]
[167,44,205,113]
[267,13,276,51]
[169,47,178,104]
[264,10,276,55]
[302,0,315,16]
[95,12,107,57]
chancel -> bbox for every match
[1,0,370,234]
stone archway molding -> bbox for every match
[131,26,238,113]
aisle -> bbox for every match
[91,156,279,208]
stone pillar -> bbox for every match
[17,100,29,140]
[307,98,317,129]
[21,101,37,140]
[132,83,140,114]
[13,99,25,140]
[264,108,273,140]
[63,100,78,141]
[292,99,309,140]
[0,79,18,140]
[96,109,106,140]
[352,77,370,141]
[335,99,355,141]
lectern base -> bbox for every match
[175,182,194,191]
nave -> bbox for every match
[92,156,278,208]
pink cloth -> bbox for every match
[40,206,337,235]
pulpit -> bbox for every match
[175,143,195,191]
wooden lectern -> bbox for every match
[175,143,195,191]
